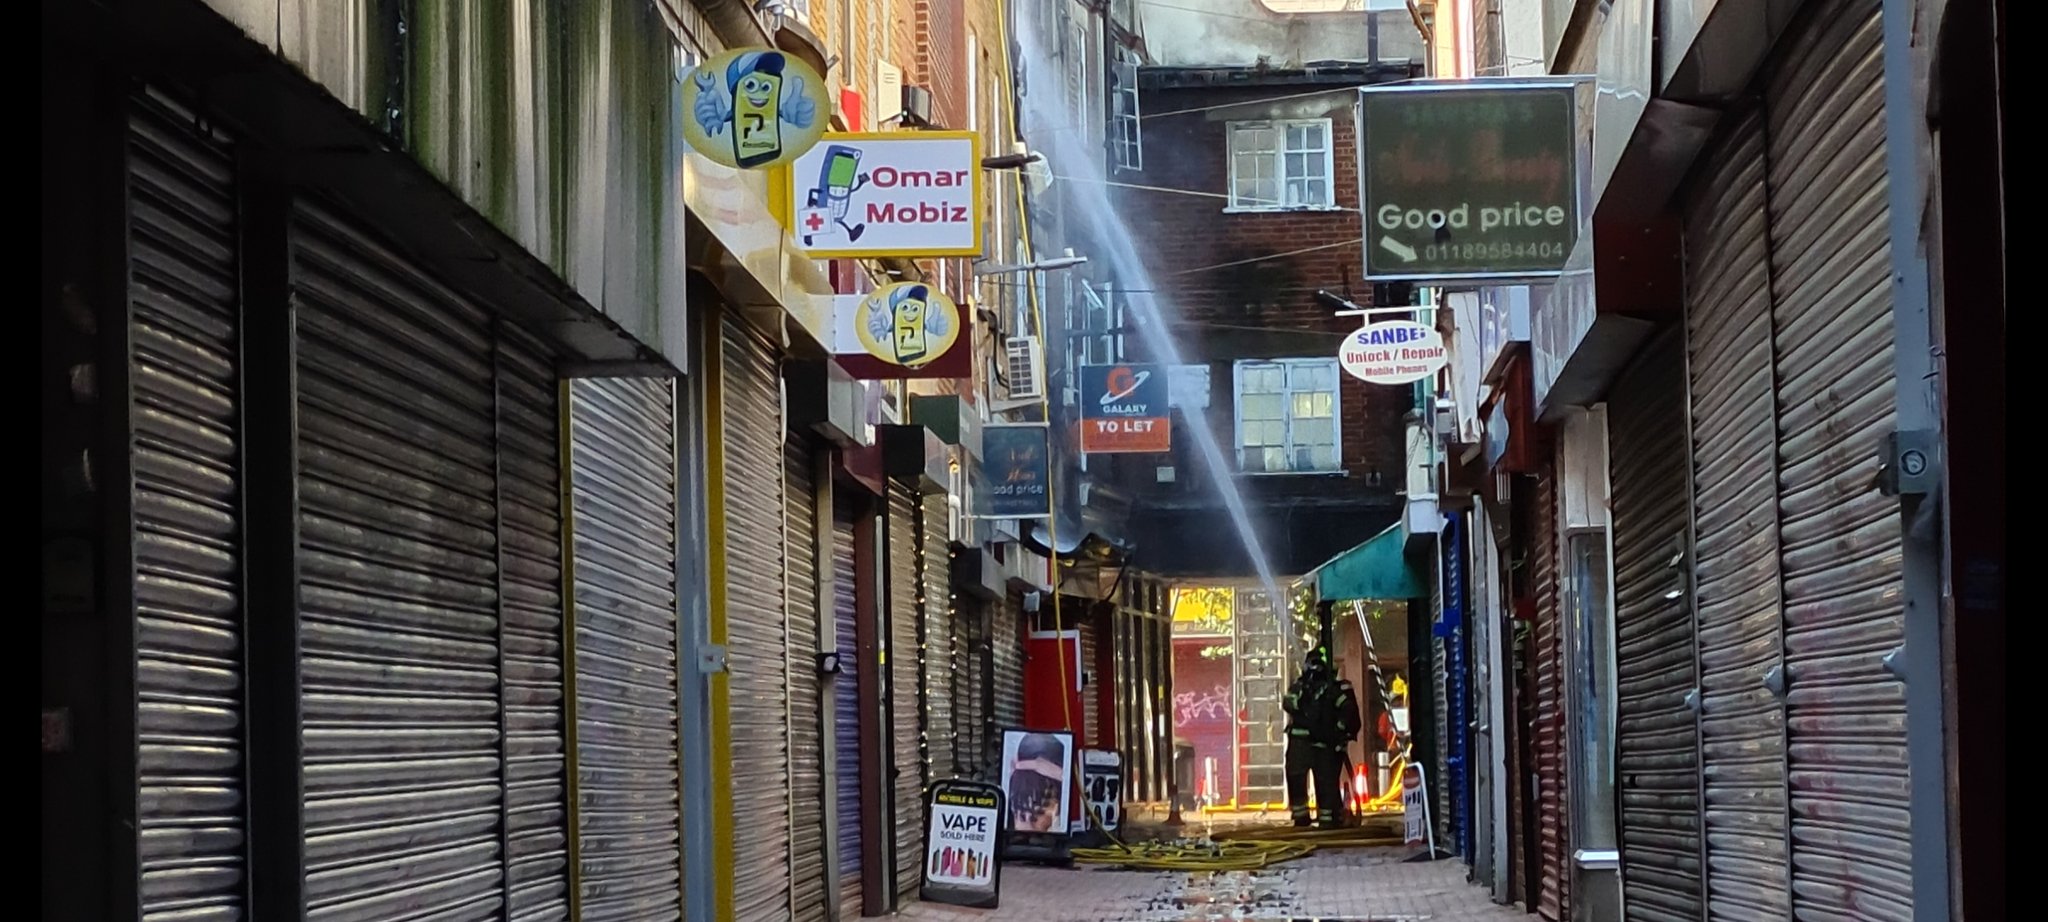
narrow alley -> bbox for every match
[41,0,2002,920]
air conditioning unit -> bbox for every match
[901,84,935,127]
[1004,336,1044,400]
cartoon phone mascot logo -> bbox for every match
[683,48,828,170]
[800,144,871,246]
[855,282,961,368]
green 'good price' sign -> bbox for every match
[1356,81,1582,282]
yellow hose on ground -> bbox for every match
[1070,820,1407,870]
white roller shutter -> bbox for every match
[721,318,795,922]
[785,437,829,922]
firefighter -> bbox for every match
[1320,659,1362,826]
[1282,650,1330,827]
[1285,648,1363,827]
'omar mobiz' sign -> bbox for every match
[787,131,983,258]
[1356,79,1586,283]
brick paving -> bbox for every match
[900,847,1525,921]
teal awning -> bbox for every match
[1312,524,1425,602]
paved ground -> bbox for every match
[901,847,1524,921]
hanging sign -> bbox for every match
[681,48,830,170]
[923,780,1006,908]
[1078,364,1171,454]
[1356,80,1583,281]
[831,283,971,379]
[1339,319,1447,385]
[1080,750,1125,835]
[788,132,985,257]
[975,425,1051,520]
[1000,729,1074,835]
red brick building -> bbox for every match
[1095,61,1419,578]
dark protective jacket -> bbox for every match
[1285,672,1361,748]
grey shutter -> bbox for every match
[1533,471,1566,921]
[1682,111,1791,919]
[568,377,682,921]
[886,486,924,904]
[497,330,571,921]
[829,502,863,919]
[785,437,829,922]
[1764,0,1912,915]
[956,599,991,779]
[921,495,955,784]
[993,596,1025,733]
[128,92,248,922]
[293,202,509,921]
[1607,333,1703,922]
[721,318,795,922]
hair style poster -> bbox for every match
[1000,729,1074,835]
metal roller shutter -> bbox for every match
[886,486,924,904]
[127,92,247,922]
[993,596,1025,733]
[829,502,863,919]
[920,495,955,785]
[1533,472,1565,921]
[1764,1,1911,915]
[956,599,992,779]
[1681,111,1791,920]
[293,202,509,921]
[785,438,829,922]
[567,377,682,921]
[1443,513,1472,859]
[496,330,571,922]
[1607,334,1703,922]
[721,318,795,922]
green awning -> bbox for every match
[1312,524,1425,602]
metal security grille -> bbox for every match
[1533,472,1566,921]
[567,377,682,921]
[721,318,795,922]
[1607,333,1702,922]
[920,494,955,787]
[886,486,924,904]
[786,438,828,922]
[293,201,509,921]
[1443,513,1472,859]
[829,503,863,919]
[127,91,247,922]
[1681,111,1791,920]
[1763,0,1910,913]
[1233,589,1289,805]
[993,596,1025,737]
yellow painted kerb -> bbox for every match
[701,308,737,921]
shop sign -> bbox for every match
[923,780,1005,908]
[1339,320,1448,385]
[1401,763,1429,846]
[831,283,970,379]
[1000,728,1074,835]
[975,425,1050,520]
[1079,364,1170,454]
[788,132,984,257]
[1080,750,1125,834]
[1476,286,1532,381]
[1356,79,1584,282]
[681,48,830,170]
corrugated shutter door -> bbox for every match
[1443,512,1471,858]
[921,495,955,784]
[1764,1,1911,915]
[293,203,509,921]
[1607,334,1704,922]
[127,93,248,922]
[785,439,829,922]
[496,330,571,921]
[993,596,1025,732]
[887,487,924,904]
[567,378,682,921]
[830,503,863,919]
[957,600,991,778]
[721,318,795,922]
[1533,472,1565,921]
[1682,112,1791,920]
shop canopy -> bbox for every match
[1310,523,1426,602]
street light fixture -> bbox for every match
[974,252,1089,276]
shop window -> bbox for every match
[1226,119,1334,211]
[1233,359,1341,473]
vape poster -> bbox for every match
[923,780,1005,909]
[999,729,1073,835]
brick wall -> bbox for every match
[1109,83,1408,489]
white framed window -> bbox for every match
[1226,119,1335,211]
[1233,358,1341,473]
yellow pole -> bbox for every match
[702,310,737,921]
